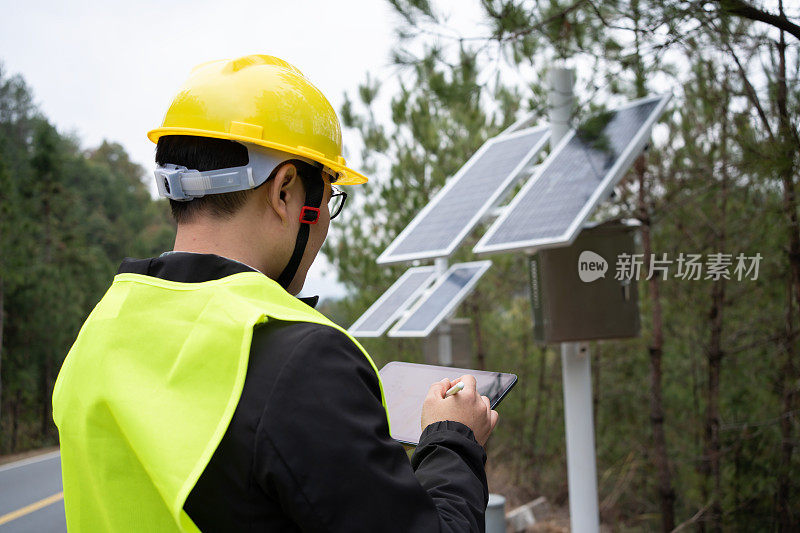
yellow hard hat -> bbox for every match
[147,54,367,185]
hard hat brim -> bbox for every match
[147,127,368,186]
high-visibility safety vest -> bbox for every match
[52,272,390,532]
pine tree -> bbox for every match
[0,64,175,452]
[335,0,799,529]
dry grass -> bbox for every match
[487,459,615,532]
[0,445,59,466]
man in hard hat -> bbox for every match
[53,55,498,532]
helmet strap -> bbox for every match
[276,162,325,290]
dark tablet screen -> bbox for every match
[378,361,517,445]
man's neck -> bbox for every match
[173,222,287,282]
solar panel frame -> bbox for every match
[348,266,438,337]
[473,94,672,256]
[388,261,492,338]
[377,126,549,265]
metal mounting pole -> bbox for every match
[561,342,599,533]
[434,258,453,366]
[549,65,600,533]
[548,67,574,147]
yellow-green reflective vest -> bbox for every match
[52,272,390,532]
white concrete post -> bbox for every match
[549,65,600,533]
[434,258,453,366]
[548,67,575,148]
[561,342,600,533]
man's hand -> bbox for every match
[420,375,499,446]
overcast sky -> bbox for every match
[0,0,423,299]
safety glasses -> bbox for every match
[329,185,347,220]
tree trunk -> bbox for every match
[0,276,4,433]
[11,388,20,452]
[38,136,54,442]
[775,11,800,329]
[592,342,600,425]
[471,298,486,371]
[775,17,799,530]
[778,272,797,531]
[529,345,549,465]
[704,277,725,533]
[515,329,530,485]
[703,88,730,533]
[732,425,746,523]
[636,155,676,532]
[39,358,52,439]
[629,3,676,526]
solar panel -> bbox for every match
[377,126,549,265]
[474,94,671,255]
[348,266,437,337]
[389,261,492,337]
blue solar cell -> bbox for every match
[475,95,670,255]
[378,127,548,264]
[348,267,436,337]
[389,261,491,337]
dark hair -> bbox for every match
[156,135,257,224]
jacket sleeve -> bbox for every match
[253,325,489,533]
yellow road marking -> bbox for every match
[0,492,64,526]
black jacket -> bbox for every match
[117,253,489,532]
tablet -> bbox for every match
[378,361,517,445]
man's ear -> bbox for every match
[266,163,300,224]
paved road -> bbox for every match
[0,452,66,532]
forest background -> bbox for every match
[1,0,798,531]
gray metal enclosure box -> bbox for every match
[423,319,473,367]
[529,220,641,343]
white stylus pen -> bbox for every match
[445,381,465,397]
